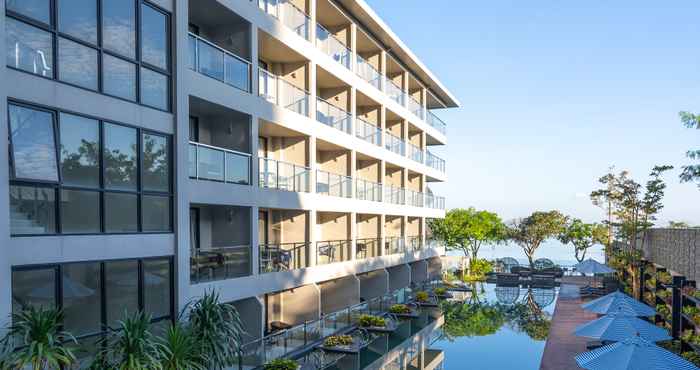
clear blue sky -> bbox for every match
[368,0,700,261]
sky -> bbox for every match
[367,0,700,262]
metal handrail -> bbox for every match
[259,242,309,273]
[355,237,381,259]
[425,194,446,210]
[258,0,310,40]
[384,130,406,156]
[384,236,405,255]
[426,110,447,135]
[188,33,251,92]
[190,245,251,284]
[384,185,405,205]
[425,150,446,173]
[384,77,406,106]
[355,178,382,202]
[258,68,310,116]
[407,95,425,120]
[316,170,352,198]
[406,235,423,251]
[316,239,351,265]
[316,23,351,69]
[405,189,424,207]
[355,117,381,145]
[356,54,382,90]
[407,142,424,164]
[316,97,351,134]
[259,157,310,193]
[188,141,252,185]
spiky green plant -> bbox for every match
[188,291,245,370]
[95,311,165,370]
[0,306,77,370]
[158,322,206,370]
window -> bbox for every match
[59,113,100,187]
[11,268,57,315]
[142,133,170,192]
[8,104,58,181]
[58,0,98,45]
[60,189,100,233]
[140,67,168,110]
[9,185,56,235]
[103,54,136,101]
[105,260,139,328]
[104,123,137,190]
[102,0,136,59]
[58,37,98,90]
[141,4,168,70]
[142,195,170,232]
[104,192,138,232]
[5,17,54,77]
[62,262,102,336]
[143,259,171,319]
[6,0,50,24]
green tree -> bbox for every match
[668,221,690,229]
[428,208,506,263]
[0,306,77,370]
[679,111,700,188]
[93,311,165,370]
[159,322,206,370]
[188,291,245,370]
[507,211,567,269]
[439,301,507,340]
[590,166,621,250]
[558,219,607,262]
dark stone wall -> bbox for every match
[642,228,700,282]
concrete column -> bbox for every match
[309,61,318,119]
[308,209,318,267]
[350,87,357,134]
[420,217,426,248]
[309,0,317,42]
[251,116,260,188]
[0,0,10,332]
[421,87,428,120]
[380,105,387,147]
[250,22,259,96]
[350,23,358,73]
[309,135,317,193]
[250,206,260,275]
[380,50,387,92]
[402,71,409,106]
[380,213,387,256]
[350,212,357,260]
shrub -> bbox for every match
[658,271,672,285]
[683,351,700,367]
[643,292,655,304]
[656,304,671,320]
[682,330,700,345]
[434,287,447,296]
[323,335,353,347]
[358,315,386,328]
[264,358,299,370]
[389,304,411,314]
[415,291,430,302]
[469,259,493,278]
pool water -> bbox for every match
[432,283,558,370]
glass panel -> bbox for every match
[105,259,138,328]
[197,40,223,80]
[140,67,168,110]
[143,259,171,319]
[103,54,136,101]
[104,123,137,190]
[142,133,169,192]
[196,145,224,181]
[224,53,249,91]
[11,268,56,315]
[59,113,99,187]
[60,189,100,233]
[6,0,50,24]
[62,262,101,336]
[102,0,136,59]
[5,17,54,77]
[225,152,250,184]
[141,195,170,232]
[58,37,98,90]
[104,192,137,232]
[10,185,56,235]
[8,104,58,181]
[141,4,168,70]
[58,0,98,44]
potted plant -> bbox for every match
[657,289,672,304]
[434,287,447,296]
[389,304,412,314]
[643,292,655,304]
[323,335,354,348]
[415,291,430,303]
[658,271,672,285]
[683,352,700,367]
[264,358,300,370]
[358,315,386,329]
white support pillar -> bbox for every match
[250,205,260,275]
[350,212,357,260]
[350,87,357,134]
[309,0,318,42]
[0,0,10,332]
[309,209,318,267]
[309,61,317,119]
[421,87,428,120]
[350,23,358,73]
[380,50,387,92]
[309,135,317,193]
[380,213,386,256]
[251,22,260,96]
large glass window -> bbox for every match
[142,195,170,232]
[102,0,136,59]
[105,260,139,328]
[5,17,54,77]
[9,185,56,235]
[104,192,138,232]
[5,0,50,24]
[59,113,100,187]
[143,259,171,319]
[58,37,98,90]
[62,262,102,336]
[103,54,136,101]
[104,123,137,190]
[142,133,169,192]
[58,0,98,45]
[140,67,168,110]
[11,268,57,315]
[60,189,100,233]
[141,4,168,70]
[8,104,58,181]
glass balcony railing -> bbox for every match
[316,170,352,198]
[259,157,310,193]
[190,246,251,284]
[384,185,405,205]
[355,117,381,145]
[316,97,351,134]
[425,194,446,210]
[188,142,251,185]
[188,33,251,92]
[426,150,446,173]
[407,95,425,120]
[406,189,424,207]
[258,68,310,116]
[316,24,351,69]
[356,54,382,90]
[259,242,309,273]
[355,179,382,202]
[258,0,310,40]
[427,110,447,135]
[355,237,381,259]
[384,130,406,156]
[408,142,424,164]
[407,236,423,251]
[385,77,405,106]
[385,237,405,255]
[316,240,351,265]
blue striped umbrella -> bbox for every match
[574,312,671,342]
[581,291,656,317]
[575,336,699,370]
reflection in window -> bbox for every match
[59,38,98,90]
[8,104,58,181]
[102,0,136,59]
[9,185,56,235]
[60,190,100,234]
[142,133,169,192]
[103,54,136,101]
[141,4,168,70]
[105,260,139,328]
[104,192,138,232]
[59,113,99,187]
[6,0,50,24]
[11,268,56,315]
[62,262,102,336]
[5,17,53,78]
[104,123,137,190]
[144,259,171,318]
[58,0,97,44]
[140,67,168,110]
[142,195,170,232]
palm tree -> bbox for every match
[158,322,206,370]
[0,306,77,370]
[94,311,165,370]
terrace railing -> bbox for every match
[384,185,405,205]
[316,24,351,69]
[425,194,446,210]
[426,110,447,135]
[385,237,405,255]
[188,142,251,185]
[258,0,310,40]
[356,54,382,90]
[384,130,406,156]
[259,157,310,193]
[385,77,405,106]
[407,95,425,120]
[406,189,424,207]
[425,150,446,173]
[188,33,251,92]
[190,245,251,284]
[407,236,423,251]
[316,97,351,134]
[259,242,309,273]
[316,239,351,265]
[259,68,310,116]
[355,178,382,202]
[316,170,352,198]
[407,142,424,164]
[355,117,382,145]
[356,237,381,259]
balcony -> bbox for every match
[355,178,382,202]
[316,239,351,265]
[188,142,252,185]
[406,189,424,207]
[385,236,405,255]
[427,110,447,135]
[384,185,405,205]
[356,54,382,90]
[385,77,405,106]
[356,238,381,259]
[258,68,310,116]
[259,157,310,193]
[258,0,310,40]
[316,24,351,69]
[188,33,251,92]
[407,95,425,120]
[407,235,423,251]
[425,194,446,210]
[408,142,424,164]
[259,242,309,273]
[384,130,406,156]
[355,117,381,145]
[316,97,351,134]
[316,170,352,198]
[426,150,446,173]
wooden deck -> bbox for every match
[540,277,599,370]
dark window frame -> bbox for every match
[8,99,173,237]
[4,0,172,112]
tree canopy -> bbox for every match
[558,219,607,262]
[679,111,700,188]
[507,211,567,269]
[428,208,507,261]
